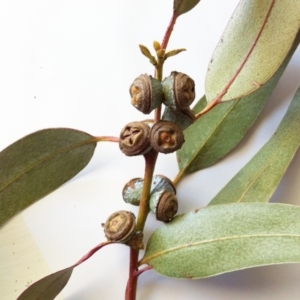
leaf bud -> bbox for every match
[103,210,136,243]
[130,74,163,114]
[164,48,186,59]
[139,44,157,65]
[150,120,184,154]
[153,40,161,51]
[119,121,151,156]
[162,71,195,109]
[149,190,178,222]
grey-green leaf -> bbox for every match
[209,86,300,206]
[205,0,300,103]
[17,267,73,300]
[174,0,200,16]
[141,203,300,279]
[175,31,300,182]
[0,128,97,226]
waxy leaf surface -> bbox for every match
[17,267,73,300]
[174,0,201,16]
[0,128,96,226]
[141,203,300,278]
[205,0,300,103]
[176,31,300,180]
[209,86,300,206]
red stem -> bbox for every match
[125,248,139,300]
[73,241,112,267]
[161,11,178,50]
[196,0,276,119]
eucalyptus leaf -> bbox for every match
[173,0,200,16]
[205,0,300,103]
[17,241,110,299]
[175,31,300,182]
[0,128,96,226]
[17,267,73,300]
[141,203,300,279]
[209,86,300,205]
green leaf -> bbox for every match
[17,267,73,300]
[209,86,300,206]
[174,0,200,16]
[205,0,300,103]
[17,241,110,299]
[175,30,300,181]
[0,128,97,226]
[141,203,300,279]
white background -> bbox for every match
[0,0,300,299]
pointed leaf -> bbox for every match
[0,128,96,226]
[176,53,295,178]
[17,267,73,300]
[205,0,300,103]
[174,0,201,16]
[209,86,300,206]
[17,241,110,299]
[141,203,300,279]
[175,31,300,180]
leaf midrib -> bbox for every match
[236,117,300,203]
[141,233,300,264]
[178,99,239,176]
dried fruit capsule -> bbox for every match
[149,190,178,222]
[119,121,151,156]
[162,106,195,131]
[122,177,143,206]
[103,211,136,243]
[162,71,195,109]
[150,120,184,154]
[151,174,176,195]
[130,74,163,114]
[122,175,176,206]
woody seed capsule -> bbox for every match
[150,120,184,154]
[162,106,195,131]
[103,210,136,243]
[130,74,163,114]
[119,121,151,156]
[149,190,178,222]
[162,71,195,109]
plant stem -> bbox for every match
[137,149,159,231]
[93,136,119,143]
[125,149,158,300]
[73,241,112,267]
[125,248,139,300]
[161,12,178,50]
[125,12,178,298]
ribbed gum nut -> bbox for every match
[150,120,184,154]
[103,211,136,243]
[119,121,151,156]
[162,71,195,109]
[129,74,163,114]
[151,174,176,195]
[149,190,178,222]
[122,178,143,206]
[162,106,195,131]
[122,175,175,206]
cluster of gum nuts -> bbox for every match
[103,71,196,244]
